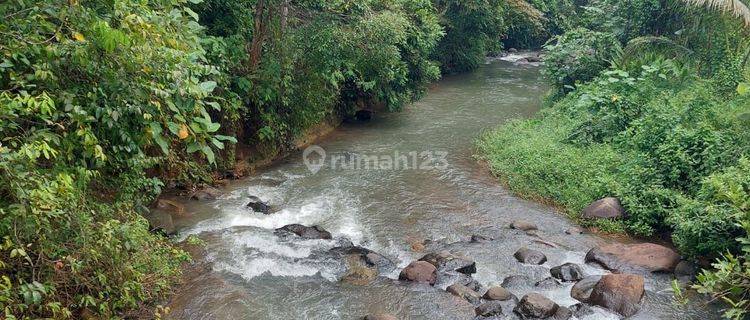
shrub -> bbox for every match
[432,0,506,73]
[542,28,622,90]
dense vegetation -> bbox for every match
[478,0,750,318]
[0,0,558,318]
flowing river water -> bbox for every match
[164,57,718,319]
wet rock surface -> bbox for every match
[550,263,584,282]
[419,250,476,275]
[191,186,222,201]
[570,275,602,302]
[475,301,504,317]
[582,197,625,219]
[399,261,437,285]
[276,224,333,239]
[588,274,645,317]
[446,283,481,304]
[483,286,514,301]
[514,293,559,319]
[246,196,271,214]
[514,247,547,265]
[586,242,680,273]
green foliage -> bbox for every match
[692,159,750,319]
[432,0,506,73]
[503,0,578,49]
[0,0,233,317]
[542,28,622,90]
[196,0,443,149]
[479,60,750,250]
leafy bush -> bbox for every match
[503,0,578,49]
[542,27,622,90]
[0,0,235,317]
[432,0,506,73]
[479,60,750,250]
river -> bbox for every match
[164,57,717,319]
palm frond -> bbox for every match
[684,0,750,26]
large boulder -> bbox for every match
[191,186,222,201]
[570,275,602,302]
[483,286,514,301]
[511,220,538,231]
[399,261,437,285]
[419,250,476,275]
[581,197,625,219]
[514,247,547,265]
[277,224,332,240]
[587,274,645,317]
[585,243,680,273]
[550,263,585,282]
[514,293,559,319]
[246,196,271,214]
[446,283,482,304]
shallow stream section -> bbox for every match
[165,56,718,320]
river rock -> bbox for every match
[514,293,558,319]
[329,246,395,275]
[550,263,585,282]
[535,277,562,289]
[246,196,271,214]
[675,260,697,280]
[483,286,514,301]
[440,272,482,292]
[588,274,645,317]
[144,210,176,236]
[569,303,595,318]
[277,224,332,239]
[156,199,186,215]
[511,220,538,231]
[191,186,222,201]
[399,261,437,285]
[419,250,476,275]
[508,48,518,53]
[527,55,543,63]
[363,314,396,320]
[447,283,482,304]
[514,247,547,265]
[475,301,504,317]
[585,243,680,273]
[552,306,572,320]
[570,275,602,302]
[581,197,625,219]
[341,254,379,285]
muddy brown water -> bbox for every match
[164,56,718,320]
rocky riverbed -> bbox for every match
[158,58,719,319]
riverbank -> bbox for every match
[159,60,717,319]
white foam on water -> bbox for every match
[215,258,321,279]
[228,231,317,259]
